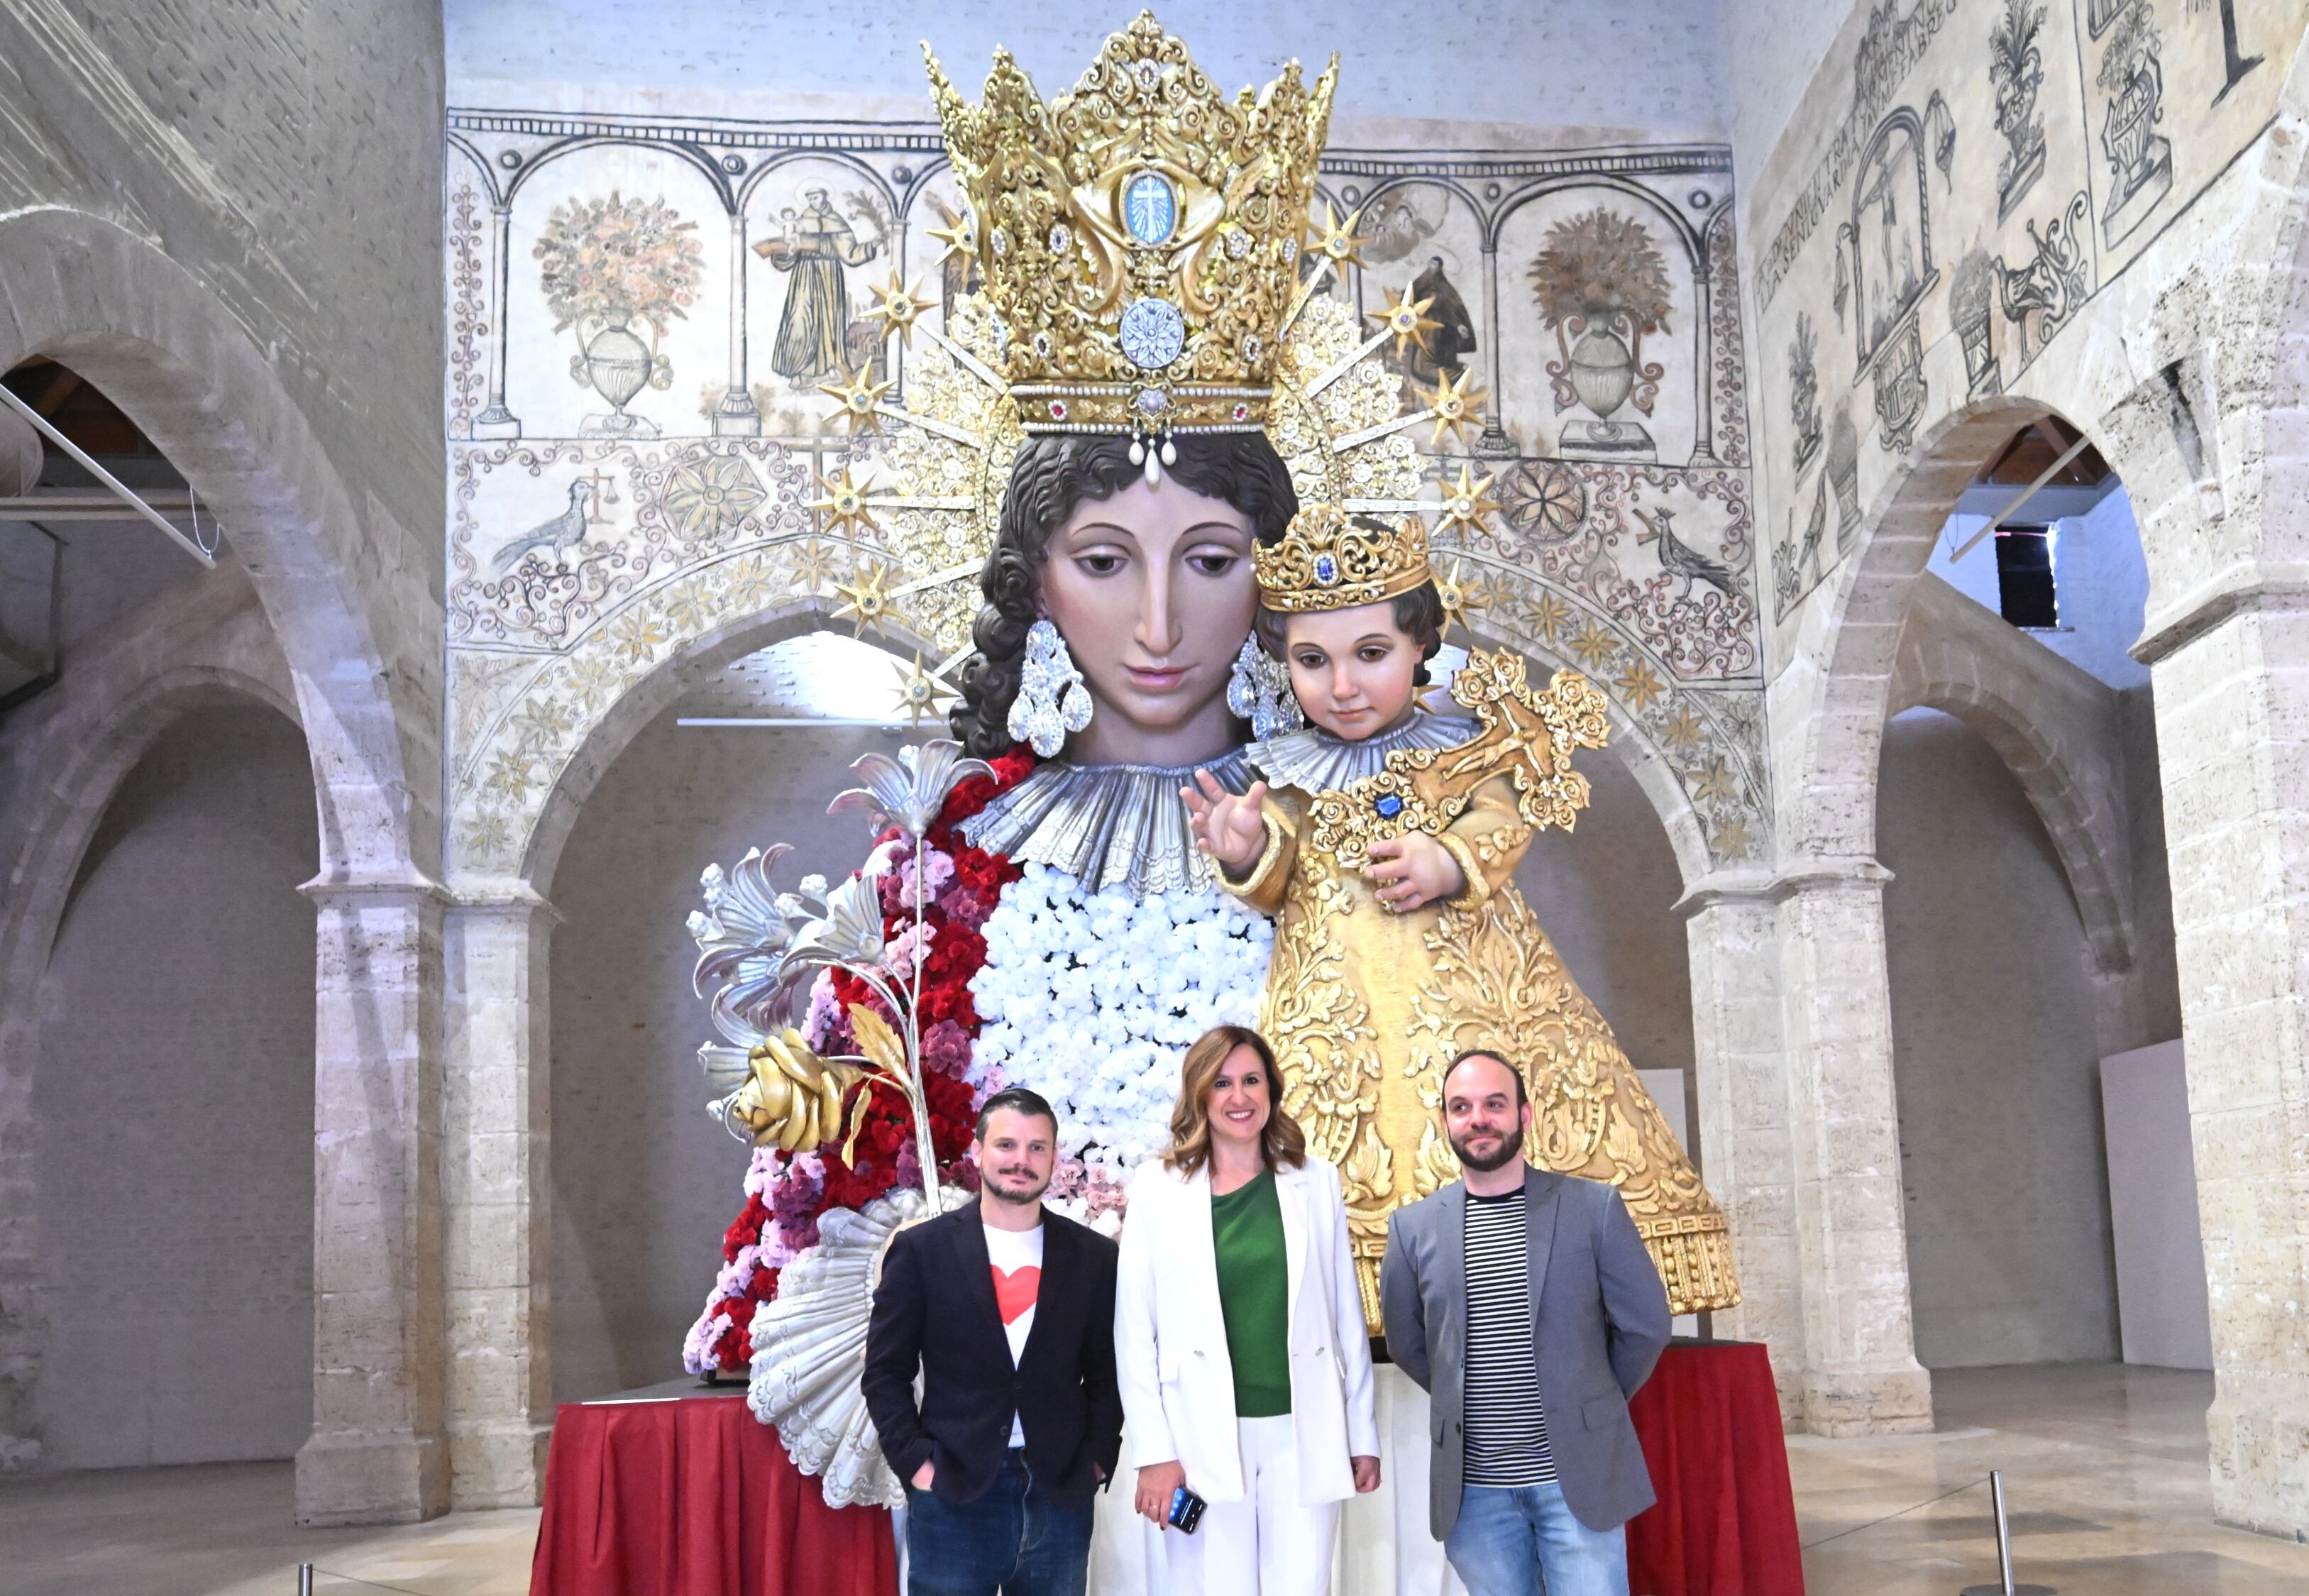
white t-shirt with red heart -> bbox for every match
[984,1222,1044,1448]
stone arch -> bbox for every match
[0,578,299,1467]
[0,207,434,882]
[522,604,935,899]
[1775,394,2070,860]
[1887,572,2134,973]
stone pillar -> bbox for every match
[2145,602,2309,1535]
[1677,880,1804,1423]
[713,213,761,437]
[472,204,521,440]
[443,880,558,1508]
[296,874,450,1526]
[1475,238,1515,458]
[1773,859,1933,1437]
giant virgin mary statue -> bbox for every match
[678,11,1738,1526]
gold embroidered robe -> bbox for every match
[1224,766,1739,1330]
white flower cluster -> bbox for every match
[969,864,1274,1171]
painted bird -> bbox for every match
[1633,505,1736,602]
[493,480,593,573]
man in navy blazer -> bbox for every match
[1381,1051,1672,1596]
[863,1086,1123,1596]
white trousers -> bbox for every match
[1162,1414,1340,1596]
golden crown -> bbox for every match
[925,11,1335,439]
[1255,503,1433,612]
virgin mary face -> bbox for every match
[1039,476,1257,767]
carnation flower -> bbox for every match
[968,863,1272,1170]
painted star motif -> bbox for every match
[832,561,897,639]
[820,365,895,436]
[864,273,927,346]
[891,651,957,730]
[812,465,881,539]
[1370,282,1440,359]
[790,538,837,595]
[1308,200,1367,270]
[1420,367,1489,448]
[1435,463,1501,539]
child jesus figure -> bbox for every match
[1182,504,1738,1328]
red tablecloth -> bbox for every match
[531,1393,896,1596]
[1626,1341,1804,1596]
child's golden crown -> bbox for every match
[1255,503,1433,613]
[924,11,1335,441]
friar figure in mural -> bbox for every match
[757,187,881,387]
[1406,254,1477,384]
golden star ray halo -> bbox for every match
[812,17,1438,669]
[925,11,1334,440]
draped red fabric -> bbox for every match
[1626,1341,1806,1596]
[529,1395,898,1596]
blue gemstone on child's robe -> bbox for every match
[1374,793,1404,819]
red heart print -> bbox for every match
[991,1265,1041,1326]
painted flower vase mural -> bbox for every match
[2096,0,2171,246]
[1530,207,1672,462]
[534,191,703,439]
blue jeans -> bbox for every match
[903,1451,1093,1596]
[1444,1480,1629,1596]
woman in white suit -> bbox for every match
[1115,1024,1380,1595]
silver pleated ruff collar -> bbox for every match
[1247,707,1479,795]
[957,747,1255,897]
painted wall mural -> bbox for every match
[442,104,1766,879]
[1753,0,2308,625]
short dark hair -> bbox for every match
[1442,1048,1528,1109]
[1253,576,1448,686]
[976,1086,1059,1140]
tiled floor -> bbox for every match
[1792,1363,2309,1593]
[4,1364,2307,1594]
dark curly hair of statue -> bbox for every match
[948,431,1301,757]
[1252,512,1447,686]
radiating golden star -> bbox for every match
[832,561,897,639]
[864,273,927,346]
[891,651,956,730]
[1308,200,1367,270]
[927,207,976,266]
[1371,282,1440,359]
[819,365,895,436]
[1421,367,1489,448]
[1433,557,1472,637]
[812,465,881,539]
[1434,462,1501,539]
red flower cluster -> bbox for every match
[696,747,1034,1372]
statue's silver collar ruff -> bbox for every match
[1247,708,1479,795]
[958,746,1254,897]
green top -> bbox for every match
[1210,1168,1292,1418]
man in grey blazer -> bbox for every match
[1380,1050,1672,1596]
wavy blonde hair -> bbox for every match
[1161,1025,1308,1178]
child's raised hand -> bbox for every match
[1365,832,1465,911]
[1181,770,1268,872]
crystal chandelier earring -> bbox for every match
[1226,636,1305,739]
[1008,618,1094,757]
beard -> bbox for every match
[981,1165,1052,1206]
[1449,1124,1522,1173]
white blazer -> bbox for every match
[1115,1154,1379,1504]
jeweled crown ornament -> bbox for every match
[925,11,1335,458]
[1255,502,1433,613]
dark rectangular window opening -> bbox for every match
[1995,526,2058,629]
